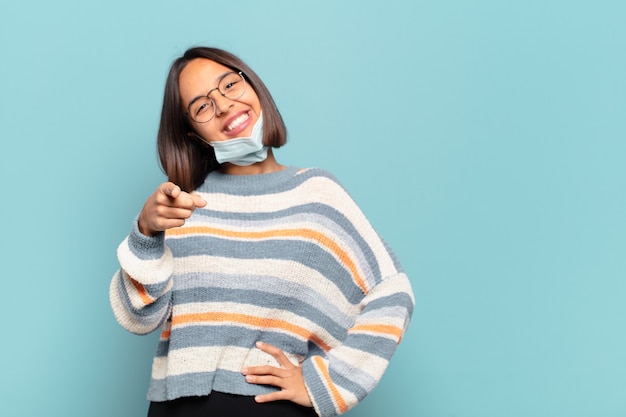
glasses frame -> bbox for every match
[185,71,246,123]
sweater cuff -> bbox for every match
[117,215,173,286]
[127,215,166,260]
[302,357,341,417]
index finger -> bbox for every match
[161,182,181,199]
[255,342,294,368]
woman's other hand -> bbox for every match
[138,182,207,237]
[241,342,313,408]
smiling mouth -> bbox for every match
[225,112,250,132]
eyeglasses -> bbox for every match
[186,71,247,123]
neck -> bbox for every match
[218,150,284,175]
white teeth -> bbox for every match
[226,113,249,131]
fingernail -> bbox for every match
[241,368,248,374]
[256,341,264,347]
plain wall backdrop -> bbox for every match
[1,1,624,416]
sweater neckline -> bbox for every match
[201,165,301,192]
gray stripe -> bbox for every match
[302,359,335,415]
[162,325,313,354]
[361,305,414,322]
[198,166,301,196]
[142,280,172,300]
[114,271,171,325]
[189,202,383,280]
[126,217,166,260]
[148,369,279,401]
[173,287,347,341]
[197,166,340,197]
[170,237,365,303]
[364,293,415,316]
[173,272,354,328]
[343,334,399,359]
[327,358,371,401]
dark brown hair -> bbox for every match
[157,47,287,191]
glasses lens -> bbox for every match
[187,73,245,123]
[219,72,246,99]
[189,98,215,123]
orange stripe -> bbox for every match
[166,226,368,293]
[129,276,153,306]
[313,356,348,413]
[172,312,331,351]
[160,329,171,340]
[349,324,404,343]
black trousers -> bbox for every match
[147,391,317,417]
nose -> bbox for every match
[212,93,233,116]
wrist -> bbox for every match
[137,216,157,237]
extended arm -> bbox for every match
[109,182,206,334]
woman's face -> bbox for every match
[179,58,262,142]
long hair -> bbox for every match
[157,47,287,192]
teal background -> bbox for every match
[1,0,624,416]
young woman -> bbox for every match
[110,46,414,417]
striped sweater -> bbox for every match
[110,166,414,417]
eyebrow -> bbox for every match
[186,71,233,111]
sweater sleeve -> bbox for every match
[299,170,415,417]
[302,271,414,417]
[109,217,174,335]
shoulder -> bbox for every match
[291,167,353,198]
[293,167,345,189]
[290,167,360,211]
